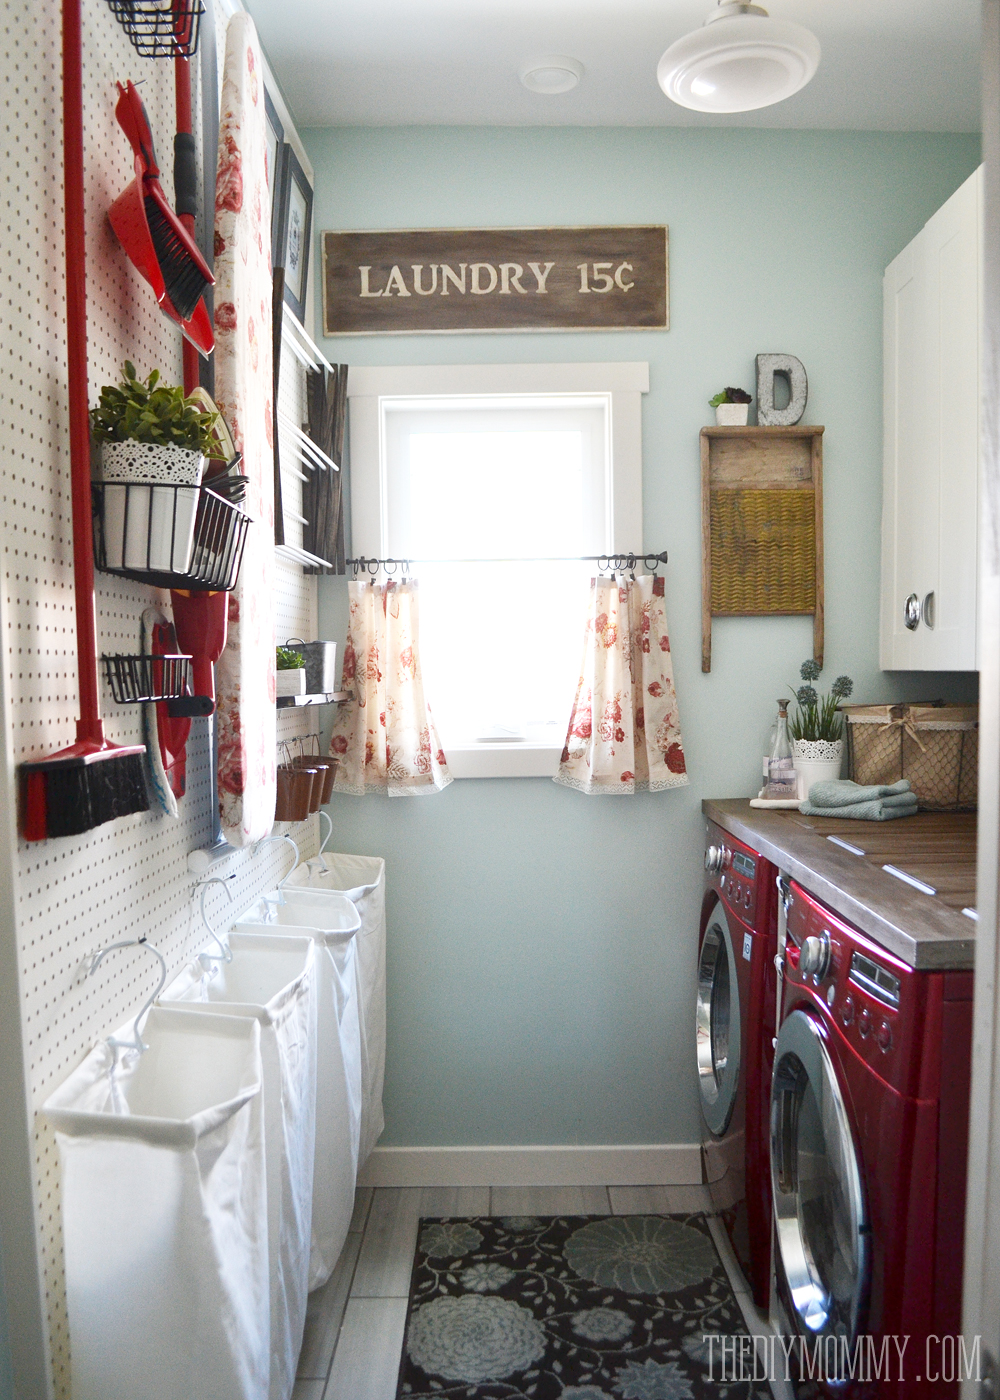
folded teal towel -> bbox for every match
[807,778,913,808]
[799,796,919,821]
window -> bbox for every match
[347,363,647,777]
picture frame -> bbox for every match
[263,86,285,259]
[274,144,313,323]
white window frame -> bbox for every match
[346,361,648,778]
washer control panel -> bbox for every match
[705,824,759,922]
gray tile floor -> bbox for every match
[292,1183,784,1400]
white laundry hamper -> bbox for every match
[287,853,386,1167]
[160,932,317,1400]
[238,890,362,1289]
[42,1006,269,1400]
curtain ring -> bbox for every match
[644,553,659,574]
[367,557,379,577]
[384,558,398,577]
[598,554,611,574]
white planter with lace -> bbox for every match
[793,738,844,801]
[99,442,205,573]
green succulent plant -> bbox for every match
[90,362,219,455]
[789,659,854,742]
[709,386,753,407]
[276,646,306,671]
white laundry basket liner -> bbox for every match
[41,1006,269,1400]
[238,891,362,1290]
[287,853,386,1168]
[161,932,317,1400]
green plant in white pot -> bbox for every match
[709,385,752,427]
[790,660,854,800]
[91,363,220,574]
[276,645,307,698]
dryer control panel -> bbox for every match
[705,822,760,923]
[782,880,969,1099]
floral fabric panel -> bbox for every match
[556,574,688,795]
[397,1214,771,1398]
[330,579,451,797]
[213,12,277,844]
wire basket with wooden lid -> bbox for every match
[842,703,978,811]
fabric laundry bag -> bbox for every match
[42,1007,269,1400]
[238,891,362,1289]
[287,853,386,1167]
[161,933,317,1400]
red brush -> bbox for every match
[20,0,149,841]
[109,80,214,356]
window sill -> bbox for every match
[444,743,562,780]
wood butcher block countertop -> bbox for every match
[702,799,977,970]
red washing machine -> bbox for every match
[698,821,778,1308]
[771,881,973,1397]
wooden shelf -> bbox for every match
[276,691,350,708]
[700,424,824,673]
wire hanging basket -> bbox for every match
[102,653,193,705]
[104,0,203,59]
[92,481,252,592]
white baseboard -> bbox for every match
[357,1143,703,1188]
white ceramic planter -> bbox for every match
[100,442,205,574]
[715,403,750,427]
[793,738,844,800]
[276,668,306,698]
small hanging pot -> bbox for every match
[275,763,314,821]
[289,756,322,813]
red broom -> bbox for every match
[19,0,149,841]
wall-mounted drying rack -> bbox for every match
[281,306,334,374]
[276,690,348,708]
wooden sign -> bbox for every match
[321,226,668,335]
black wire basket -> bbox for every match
[103,653,192,705]
[104,0,203,59]
[92,481,252,592]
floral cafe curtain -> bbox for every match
[330,579,452,796]
[555,574,688,795]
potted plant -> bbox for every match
[709,386,752,427]
[91,363,219,573]
[790,660,854,799]
[276,644,307,698]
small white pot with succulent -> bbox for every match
[276,645,307,698]
[91,362,219,573]
[790,660,854,800]
[709,386,752,426]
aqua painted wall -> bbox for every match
[304,126,980,1149]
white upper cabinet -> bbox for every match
[881,165,982,671]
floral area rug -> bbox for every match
[395,1215,771,1400]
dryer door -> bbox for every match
[697,899,742,1136]
[771,1008,868,1345]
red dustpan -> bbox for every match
[109,80,214,355]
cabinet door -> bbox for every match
[881,166,981,672]
[882,238,933,669]
[921,165,981,670]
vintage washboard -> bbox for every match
[700,425,824,673]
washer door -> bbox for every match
[771,1009,868,1344]
[696,899,742,1136]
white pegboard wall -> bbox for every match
[2,0,320,1393]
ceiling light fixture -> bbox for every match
[520,56,584,95]
[657,1,820,114]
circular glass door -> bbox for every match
[696,900,741,1136]
[771,1009,868,1345]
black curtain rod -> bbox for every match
[347,550,668,575]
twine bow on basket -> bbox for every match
[876,707,928,753]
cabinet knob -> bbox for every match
[903,593,921,630]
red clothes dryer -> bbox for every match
[771,881,973,1398]
[698,821,778,1308]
